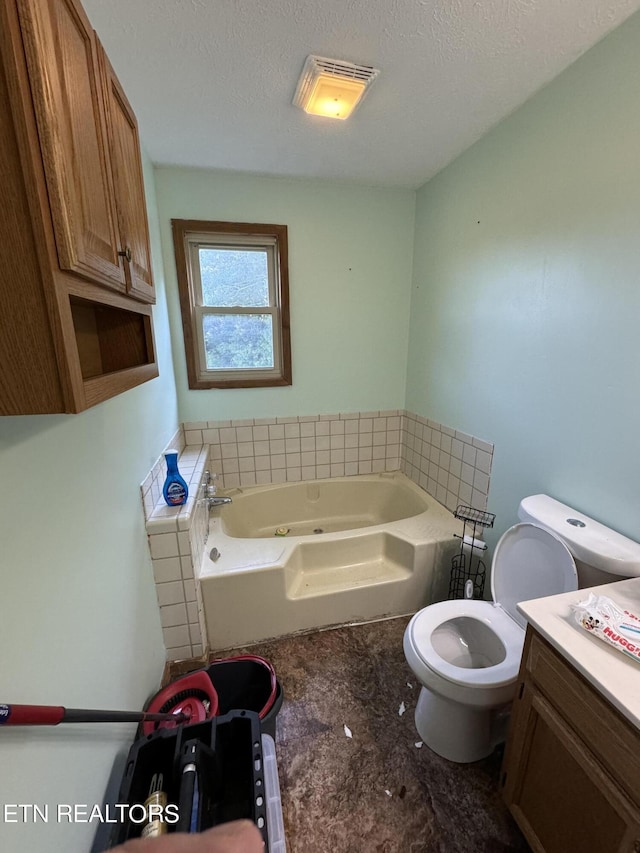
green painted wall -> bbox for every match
[0,156,179,853]
[406,11,640,544]
[154,168,415,422]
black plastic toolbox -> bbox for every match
[109,710,268,847]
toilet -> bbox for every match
[403,493,640,763]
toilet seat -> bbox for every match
[407,522,578,689]
[490,522,578,629]
[407,600,524,688]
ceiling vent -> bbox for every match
[292,55,380,120]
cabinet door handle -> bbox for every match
[118,247,132,263]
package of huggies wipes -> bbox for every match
[572,593,640,663]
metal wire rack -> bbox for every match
[448,505,496,600]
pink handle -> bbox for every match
[0,704,65,726]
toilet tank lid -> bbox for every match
[517,494,640,577]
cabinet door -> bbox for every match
[17,0,126,293]
[503,684,640,853]
[98,44,155,303]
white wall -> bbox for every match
[0,157,179,853]
[154,167,415,422]
[406,11,640,545]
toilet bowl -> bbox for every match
[404,522,578,763]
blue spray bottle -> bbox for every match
[163,450,189,506]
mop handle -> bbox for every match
[0,704,187,726]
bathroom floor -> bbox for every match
[211,616,530,853]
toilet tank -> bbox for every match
[518,494,640,584]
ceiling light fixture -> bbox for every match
[292,55,380,120]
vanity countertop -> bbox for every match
[518,577,640,729]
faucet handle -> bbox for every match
[204,470,216,484]
[203,471,219,498]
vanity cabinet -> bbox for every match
[0,0,157,414]
[501,627,640,853]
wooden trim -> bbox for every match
[171,219,292,390]
[188,374,293,390]
[172,219,288,238]
[162,651,210,687]
[277,222,292,385]
[172,218,200,389]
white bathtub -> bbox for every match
[199,472,462,649]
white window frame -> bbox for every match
[172,221,292,389]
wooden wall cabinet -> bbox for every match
[501,628,640,853]
[0,0,157,414]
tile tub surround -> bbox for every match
[143,440,211,661]
[140,426,185,521]
[209,617,528,853]
[401,412,494,513]
[183,410,403,488]
[182,410,494,513]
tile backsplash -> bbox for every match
[183,410,403,487]
[401,412,493,513]
[181,408,493,511]
[141,410,493,662]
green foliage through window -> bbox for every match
[199,248,269,308]
[203,314,274,369]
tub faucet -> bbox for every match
[203,471,232,509]
[208,495,232,508]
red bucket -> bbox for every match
[205,655,277,719]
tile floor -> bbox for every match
[215,616,529,853]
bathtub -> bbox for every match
[199,472,462,649]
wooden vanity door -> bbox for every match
[17,0,126,293]
[503,682,640,853]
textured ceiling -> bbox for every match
[83,0,640,189]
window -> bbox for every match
[172,220,292,388]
